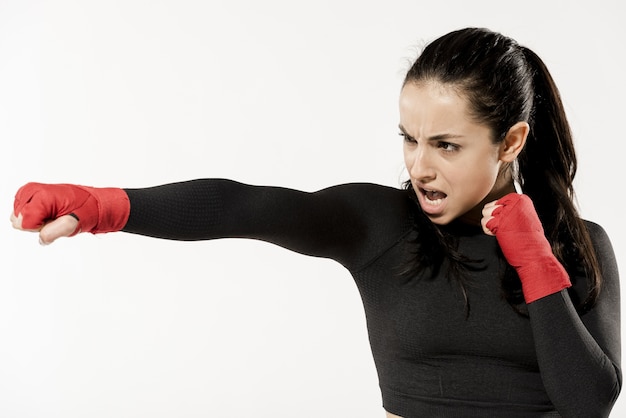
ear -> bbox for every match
[499,121,529,162]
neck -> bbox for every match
[459,170,517,226]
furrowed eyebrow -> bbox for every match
[398,125,463,141]
[427,133,464,141]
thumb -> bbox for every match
[38,215,79,245]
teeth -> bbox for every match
[424,196,443,206]
[421,188,445,206]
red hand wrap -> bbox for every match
[486,193,571,304]
[14,182,130,235]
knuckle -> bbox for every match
[39,229,54,243]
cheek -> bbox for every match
[453,160,500,195]
[476,164,499,186]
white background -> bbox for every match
[1,1,624,417]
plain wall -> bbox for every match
[1,1,624,417]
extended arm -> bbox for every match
[122,179,368,264]
[12,179,411,270]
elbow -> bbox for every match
[608,363,623,411]
[554,364,622,418]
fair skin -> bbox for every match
[10,211,77,244]
[400,80,528,228]
[11,79,529,418]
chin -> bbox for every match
[425,213,454,226]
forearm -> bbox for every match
[529,291,621,417]
[122,179,233,241]
[485,196,621,415]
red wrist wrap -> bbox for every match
[14,182,130,235]
[486,193,571,304]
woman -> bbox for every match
[11,28,621,417]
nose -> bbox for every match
[407,146,436,183]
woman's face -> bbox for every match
[400,81,513,225]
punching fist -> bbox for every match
[481,193,571,303]
[11,183,130,245]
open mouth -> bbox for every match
[420,187,447,206]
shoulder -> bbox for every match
[582,219,614,250]
[581,219,619,286]
[318,182,408,196]
[315,184,417,266]
[315,183,412,209]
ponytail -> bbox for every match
[517,47,601,310]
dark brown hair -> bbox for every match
[402,27,601,312]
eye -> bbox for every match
[399,132,416,144]
[438,141,459,152]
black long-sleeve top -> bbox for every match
[121,179,621,417]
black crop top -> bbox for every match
[122,179,621,417]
